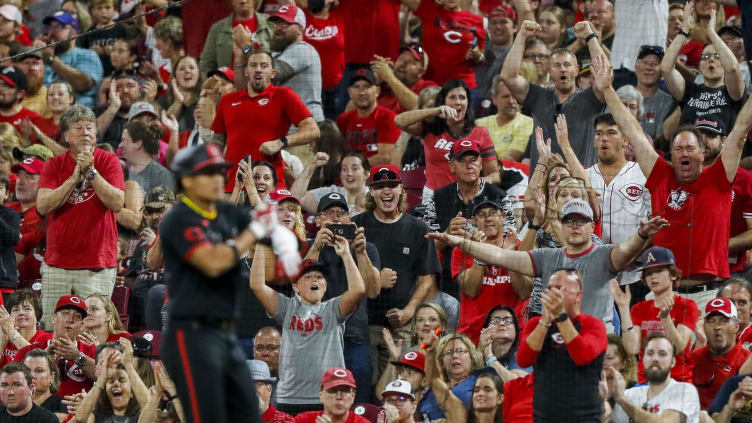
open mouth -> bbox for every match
[380,193,395,208]
[680,159,690,171]
[310,283,320,291]
[111,389,123,400]
[253,74,263,83]
[256,185,267,194]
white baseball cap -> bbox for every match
[0,5,22,24]
[382,379,414,400]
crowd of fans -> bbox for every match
[3,0,752,421]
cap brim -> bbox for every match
[11,164,37,174]
[318,200,349,214]
[472,200,502,215]
[269,15,296,24]
[55,305,87,318]
[382,390,415,400]
[696,126,723,135]
[706,310,735,319]
[451,149,480,160]
[636,262,671,273]
[390,360,424,372]
[349,76,375,87]
[298,264,327,280]
[560,212,593,221]
[322,380,356,390]
[144,201,166,209]
[187,161,232,175]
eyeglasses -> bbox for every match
[372,169,399,183]
[474,209,502,220]
[321,209,348,218]
[442,347,470,357]
[701,53,720,61]
[489,317,514,326]
[144,207,166,215]
[561,217,590,227]
[254,344,280,353]
[325,386,355,395]
[524,53,549,61]
[384,395,412,404]
[638,45,664,59]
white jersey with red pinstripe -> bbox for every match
[586,161,652,245]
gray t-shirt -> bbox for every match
[522,84,605,169]
[275,41,324,122]
[129,160,175,195]
[639,89,675,139]
[273,293,348,404]
[27,0,62,38]
[529,244,617,332]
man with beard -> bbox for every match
[689,298,752,409]
[373,44,437,114]
[211,49,319,192]
[7,157,44,288]
[36,11,102,108]
[0,362,57,422]
[94,73,142,147]
[695,118,752,282]
[475,76,532,161]
[501,20,607,168]
[606,333,701,422]
[14,47,48,117]
[0,66,42,133]
[336,69,400,165]
[36,105,124,329]
[267,5,323,123]
[634,45,675,140]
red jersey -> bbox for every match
[414,0,485,88]
[503,373,534,423]
[378,78,438,114]
[303,8,345,89]
[688,342,751,409]
[680,39,704,68]
[38,148,125,269]
[423,126,497,190]
[0,330,52,368]
[739,323,752,350]
[211,85,312,191]
[630,295,698,383]
[646,157,732,278]
[336,105,400,158]
[106,332,131,343]
[341,0,401,63]
[451,246,521,344]
[294,411,369,423]
[730,168,752,273]
[16,338,96,397]
[0,107,42,133]
[262,404,294,423]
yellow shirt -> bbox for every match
[21,86,50,118]
[475,113,533,159]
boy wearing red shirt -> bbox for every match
[294,368,369,423]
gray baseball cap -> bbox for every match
[247,359,276,383]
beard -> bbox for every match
[0,94,16,110]
[26,74,43,96]
[54,40,72,56]
[644,365,670,383]
[271,33,295,52]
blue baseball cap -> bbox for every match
[636,246,675,272]
[43,11,79,32]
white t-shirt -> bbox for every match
[610,379,700,423]
[610,0,669,71]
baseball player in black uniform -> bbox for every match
[159,143,300,423]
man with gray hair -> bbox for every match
[36,104,124,328]
[248,360,293,422]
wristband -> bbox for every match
[534,165,547,173]
[637,230,648,240]
[485,355,498,366]
[280,136,289,147]
[226,239,240,262]
[624,326,635,332]
[473,258,486,266]
[528,222,542,231]
[584,33,598,43]
[678,28,690,38]
[166,393,178,401]
[539,319,552,328]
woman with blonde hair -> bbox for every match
[409,302,448,347]
[81,294,131,345]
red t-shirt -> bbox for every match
[106,332,131,343]
[262,404,294,422]
[646,157,732,278]
[16,339,96,397]
[0,107,42,133]
[294,411,369,423]
[378,78,438,114]
[503,373,534,423]
[414,0,485,88]
[688,342,751,409]
[303,8,345,89]
[730,168,752,273]
[336,105,400,158]
[38,148,125,269]
[33,116,61,142]
[450,246,522,344]
[6,202,43,285]
[0,330,52,368]
[680,39,704,68]
[211,85,312,191]
[423,126,497,190]
[341,0,401,63]
[630,295,698,383]
[739,323,752,350]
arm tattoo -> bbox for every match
[272,60,296,85]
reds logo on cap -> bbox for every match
[459,140,473,147]
[404,351,418,361]
[144,333,154,341]
[710,299,726,308]
[333,369,348,378]
[328,193,341,199]
[206,145,221,158]
[354,406,365,415]
[69,296,81,304]
[23,157,33,164]
[279,5,289,12]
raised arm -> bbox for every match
[250,244,278,316]
[554,114,601,221]
[371,55,419,111]
[500,20,538,103]
[661,1,693,101]
[399,0,420,12]
[427,233,535,276]
[572,21,608,101]
[706,9,745,101]
[394,106,448,134]
[610,217,669,271]
[291,152,329,213]
[609,281,641,355]
[721,88,752,182]
[592,54,659,176]
[334,236,366,317]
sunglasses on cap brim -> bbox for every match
[371,169,399,183]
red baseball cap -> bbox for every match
[11,157,44,175]
[268,189,300,205]
[489,5,517,23]
[368,164,401,186]
[391,350,426,373]
[54,295,87,317]
[270,4,306,27]
[450,139,481,161]
[705,297,738,319]
[321,367,356,390]
[208,67,235,83]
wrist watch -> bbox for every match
[46,55,55,66]
[76,352,87,368]
[241,44,253,56]
[87,169,98,180]
[556,312,569,323]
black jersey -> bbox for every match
[160,200,251,321]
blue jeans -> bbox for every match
[344,342,372,403]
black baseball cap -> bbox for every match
[636,246,675,272]
[170,144,231,176]
[317,192,349,214]
[695,117,727,136]
[297,259,327,280]
[472,198,504,216]
[0,66,27,91]
[718,25,743,38]
[349,68,376,87]
[637,45,665,61]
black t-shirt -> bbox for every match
[94,411,141,423]
[159,201,251,321]
[76,24,127,76]
[318,242,381,345]
[93,105,127,148]
[351,212,441,327]
[679,80,744,129]
[39,395,65,414]
[0,404,58,422]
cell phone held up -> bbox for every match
[236,155,251,181]
[328,223,357,239]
